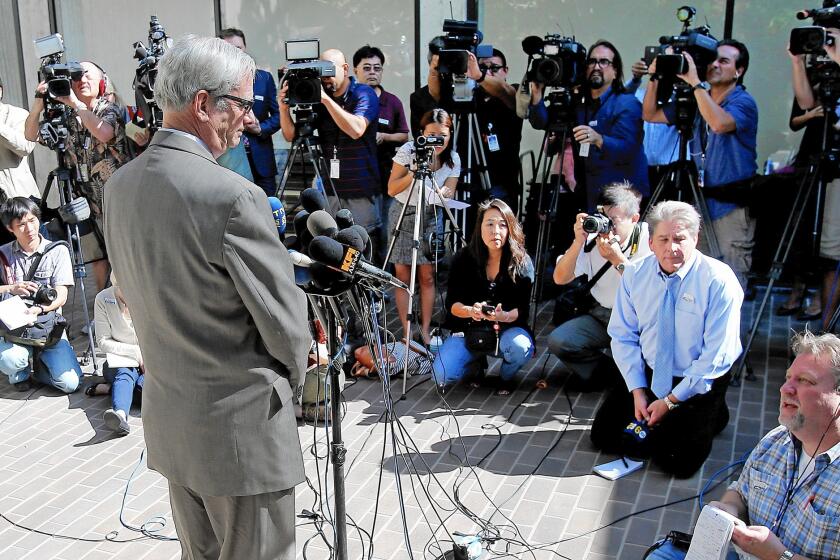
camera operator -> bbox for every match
[643,39,758,290]
[352,45,409,260]
[280,48,382,244]
[529,40,648,212]
[410,37,448,137]
[789,33,840,330]
[23,60,127,292]
[548,182,650,390]
[0,73,40,246]
[219,28,281,197]
[0,197,81,393]
[590,201,742,478]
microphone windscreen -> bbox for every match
[310,262,348,291]
[298,229,313,255]
[521,35,544,56]
[309,235,345,267]
[334,228,365,252]
[335,208,354,229]
[348,224,370,248]
[283,234,298,250]
[293,210,310,236]
[300,187,328,213]
[307,210,338,238]
[267,196,286,235]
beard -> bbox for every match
[588,73,604,89]
[779,410,805,432]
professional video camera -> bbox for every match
[413,134,445,167]
[521,34,586,88]
[280,39,335,107]
[33,34,80,151]
[437,19,493,104]
[791,2,840,55]
[132,15,171,135]
[646,6,718,105]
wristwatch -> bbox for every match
[663,396,679,411]
[614,263,626,273]
[691,82,710,93]
[778,551,794,560]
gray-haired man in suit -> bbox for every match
[104,35,309,560]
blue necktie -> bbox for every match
[653,275,679,398]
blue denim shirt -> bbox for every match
[529,86,649,211]
[664,85,758,220]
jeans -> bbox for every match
[547,307,611,381]
[104,365,144,415]
[432,327,534,386]
[0,338,82,393]
[645,540,739,560]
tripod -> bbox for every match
[39,123,97,370]
[734,108,834,383]
[527,124,571,332]
[276,107,339,201]
[451,110,493,238]
[383,146,462,395]
[643,125,722,261]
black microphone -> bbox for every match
[293,210,310,235]
[522,35,544,56]
[300,187,328,213]
[307,210,338,238]
[797,7,840,20]
[289,249,352,294]
[309,236,407,290]
[334,227,365,252]
[335,208,354,230]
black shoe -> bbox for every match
[13,380,32,392]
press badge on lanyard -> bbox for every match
[486,123,500,152]
[330,147,340,179]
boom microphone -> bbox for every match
[307,210,338,238]
[268,196,286,237]
[300,187,328,213]
[308,236,407,290]
[797,7,840,20]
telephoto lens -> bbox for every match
[582,213,613,234]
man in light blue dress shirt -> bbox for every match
[590,200,743,478]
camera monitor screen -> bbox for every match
[286,39,320,61]
[34,34,65,59]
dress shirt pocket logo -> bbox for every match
[675,295,698,315]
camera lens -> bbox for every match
[582,214,612,234]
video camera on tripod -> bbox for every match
[520,33,585,131]
[132,15,171,136]
[791,1,840,55]
[413,134,445,166]
[34,34,82,151]
[437,19,493,104]
[645,6,718,130]
[279,39,335,107]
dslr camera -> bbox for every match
[437,19,493,103]
[646,6,718,83]
[582,212,613,235]
[35,34,83,99]
[790,2,840,55]
[521,34,586,88]
[33,284,58,306]
[132,15,171,135]
[280,39,335,106]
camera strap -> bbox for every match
[23,241,70,282]
[584,223,640,291]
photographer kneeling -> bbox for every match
[432,199,534,396]
[548,182,650,390]
[0,197,81,392]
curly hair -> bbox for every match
[468,199,530,281]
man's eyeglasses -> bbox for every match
[218,93,254,113]
[586,58,614,68]
[480,64,506,74]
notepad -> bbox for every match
[593,457,644,480]
[0,296,35,330]
[685,505,747,560]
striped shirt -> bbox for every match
[730,425,840,560]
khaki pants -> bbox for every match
[701,207,755,290]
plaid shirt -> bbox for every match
[730,425,840,560]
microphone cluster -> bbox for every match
[283,187,407,294]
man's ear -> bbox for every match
[193,91,212,122]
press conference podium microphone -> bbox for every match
[300,186,328,213]
[308,236,408,290]
[335,208,354,230]
[267,196,286,240]
[334,227,365,252]
[307,209,339,238]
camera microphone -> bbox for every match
[521,35,544,56]
[300,187,328,213]
[307,209,338,238]
[797,7,840,20]
[335,208,354,230]
[267,196,286,237]
[308,236,407,290]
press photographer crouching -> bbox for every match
[590,200,742,478]
[0,197,81,393]
[548,182,651,391]
[23,59,128,292]
[432,199,534,396]
[92,272,143,436]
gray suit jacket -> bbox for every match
[104,130,309,496]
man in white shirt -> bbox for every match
[549,182,651,389]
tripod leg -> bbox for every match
[687,174,723,261]
[276,140,303,200]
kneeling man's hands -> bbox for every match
[731,524,786,560]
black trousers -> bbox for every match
[590,372,731,478]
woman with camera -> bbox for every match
[432,199,534,395]
[387,108,460,345]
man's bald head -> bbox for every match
[320,48,349,95]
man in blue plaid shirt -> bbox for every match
[647,330,840,560]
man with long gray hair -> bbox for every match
[591,200,743,477]
[104,35,309,559]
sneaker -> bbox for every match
[103,408,130,436]
[13,380,32,392]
